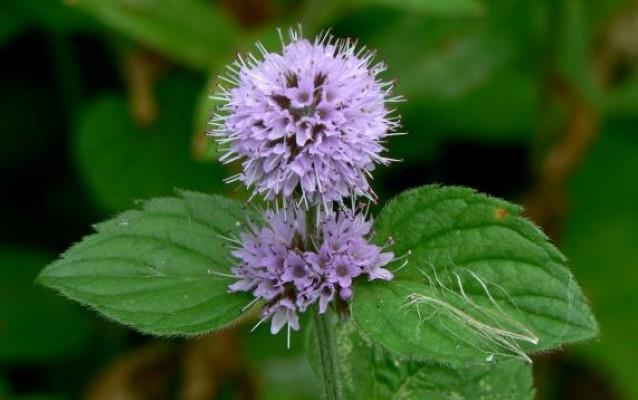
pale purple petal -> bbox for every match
[227,208,396,336]
[211,29,400,205]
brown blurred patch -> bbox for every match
[85,328,258,400]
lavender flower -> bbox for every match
[210,28,402,206]
[228,208,394,337]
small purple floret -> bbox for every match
[228,208,394,334]
[211,29,402,205]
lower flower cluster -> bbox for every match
[228,208,394,335]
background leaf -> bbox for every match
[3,0,97,35]
[71,0,238,68]
[352,185,597,364]
[38,191,252,336]
[0,248,92,363]
[605,77,638,120]
[0,6,27,47]
[563,125,638,399]
[244,324,320,400]
[332,2,543,163]
[74,74,226,212]
[354,0,484,16]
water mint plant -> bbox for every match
[38,28,598,400]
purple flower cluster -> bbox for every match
[211,29,402,205]
[228,208,394,335]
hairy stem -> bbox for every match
[313,311,341,400]
[305,206,341,400]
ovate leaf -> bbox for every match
[352,185,597,364]
[74,75,226,212]
[38,191,252,336]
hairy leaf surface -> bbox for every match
[38,191,251,336]
[353,185,598,364]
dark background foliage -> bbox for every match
[0,0,636,398]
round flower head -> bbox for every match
[227,207,395,341]
[210,28,402,207]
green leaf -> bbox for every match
[0,248,92,363]
[563,125,638,399]
[307,321,534,399]
[259,358,320,400]
[5,0,97,34]
[552,0,602,103]
[74,75,226,212]
[0,6,27,46]
[352,185,597,364]
[298,0,349,35]
[72,0,238,68]
[551,0,635,105]
[344,1,544,104]
[38,191,253,336]
[332,2,544,162]
[401,70,537,145]
[605,76,638,120]
[355,0,484,17]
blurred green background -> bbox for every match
[1,0,637,399]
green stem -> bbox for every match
[305,207,340,399]
[313,311,341,400]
